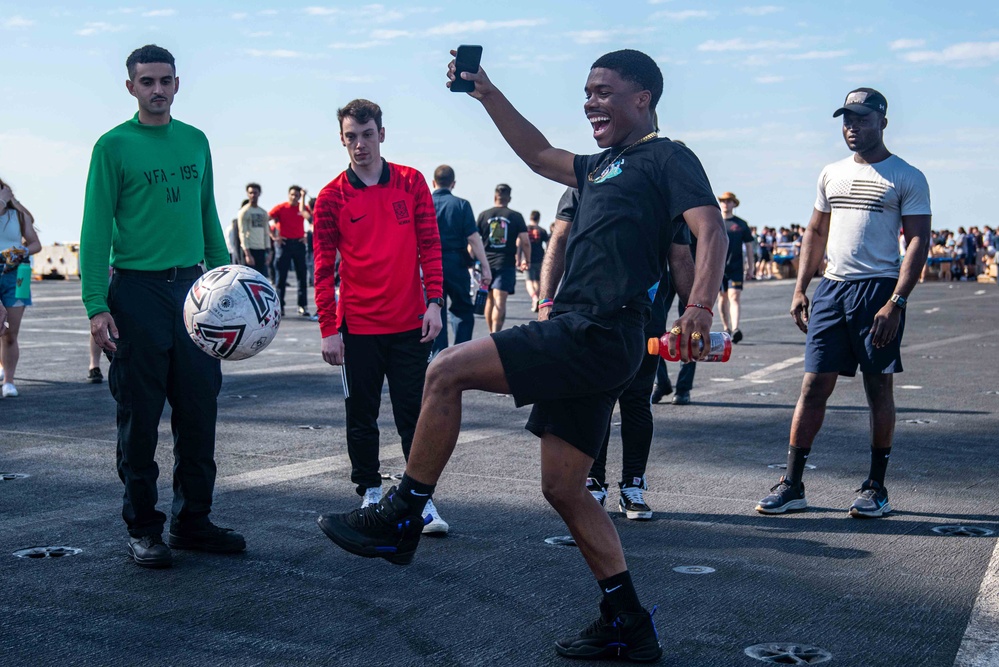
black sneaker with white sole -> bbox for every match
[587,477,608,507]
[555,600,663,662]
[317,485,426,565]
[755,476,807,514]
[849,479,891,518]
[619,478,653,520]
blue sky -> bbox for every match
[1,0,997,243]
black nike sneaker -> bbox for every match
[555,600,663,662]
[317,486,426,565]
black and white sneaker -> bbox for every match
[587,478,608,507]
[555,600,663,662]
[755,476,807,514]
[849,479,891,518]
[619,478,653,520]
[317,486,426,565]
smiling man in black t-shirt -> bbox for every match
[317,48,727,662]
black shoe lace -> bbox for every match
[346,504,390,529]
[580,614,616,639]
[769,480,791,493]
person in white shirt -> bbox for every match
[756,88,931,519]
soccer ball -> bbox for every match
[184,265,281,360]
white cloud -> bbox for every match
[245,49,305,58]
[231,12,247,20]
[889,38,926,50]
[370,29,409,40]
[789,49,851,60]
[652,10,717,20]
[142,9,176,17]
[902,41,999,67]
[304,6,339,15]
[329,41,384,49]
[247,31,272,38]
[739,5,783,16]
[425,18,546,36]
[76,22,126,36]
[755,75,785,84]
[3,15,35,28]
[259,9,279,16]
[697,38,799,52]
[569,26,656,45]
[364,4,441,23]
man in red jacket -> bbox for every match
[312,98,448,534]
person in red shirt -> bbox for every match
[269,185,313,317]
[312,98,448,534]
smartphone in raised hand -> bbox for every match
[451,45,483,93]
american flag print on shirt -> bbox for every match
[827,179,889,213]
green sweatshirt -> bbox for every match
[80,113,230,318]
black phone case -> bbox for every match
[451,46,482,93]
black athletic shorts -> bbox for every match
[491,308,646,458]
[721,262,744,291]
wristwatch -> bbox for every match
[427,298,444,307]
[889,294,907,310]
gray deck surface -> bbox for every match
[2,276,997,666]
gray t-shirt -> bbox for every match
[815,154,931,281]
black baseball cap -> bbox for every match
[833,88,888,118]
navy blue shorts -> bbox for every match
[491,309,645,458]
[721,263,744,291]
[805,277,904,377]
[490,266,517,294]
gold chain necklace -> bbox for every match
[587,131,659,183]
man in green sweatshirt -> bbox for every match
[80,44,245,569]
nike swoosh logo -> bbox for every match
[350,214,366,223]
[604,585,622,593]
[409,490,430,497]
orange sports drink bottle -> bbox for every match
[648,331,732,362]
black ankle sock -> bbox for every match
[395,474,435,515]
[785,446,811,486]
[597,570,643,616]
[869,447,891,486]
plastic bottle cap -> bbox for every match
[647,337,660,355]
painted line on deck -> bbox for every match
[19,328,91,335]
[0,426,509,531]
[739,356,805,381]
[953,536,999,666]
[904,333,980,353]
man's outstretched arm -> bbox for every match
[448,52,577,188]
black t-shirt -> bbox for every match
[526,224,549,264]
[724,215,753,268]
[555,186,577,222]
[555,138,718,317]
[477,206,527,271]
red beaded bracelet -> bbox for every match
[685,303,714,317]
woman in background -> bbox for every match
[0,178,42,398]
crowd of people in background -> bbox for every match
[920,226,997,282]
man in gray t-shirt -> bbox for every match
[756,87,932,520]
